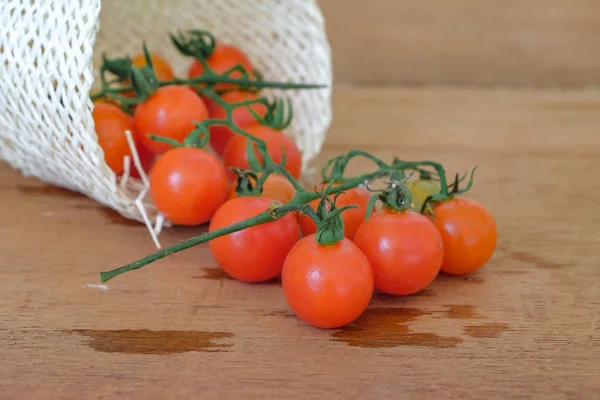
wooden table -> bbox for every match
[1,86,599,399]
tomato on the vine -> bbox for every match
[134,85,209,154]
[282,235,374,328]
[149,147,228,225]
[296,183,370,240]
[432,197,497,275]
[407,178,440,212]
[222,125,302,180]
[188,43,254,85]
[209,196,299,283]
[354,209,443,295]
[208,91,267,157]
[92,103,136,175]
[228,173,296,204]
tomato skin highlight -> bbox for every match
[227,173,296,204]
[432,197,497,275]
[92,103,136,175]
[296,184,371,240]
[149,147,228,226]
[222,125,302,180]
[282,235,374,329]
[209,197,300,283]
[354,209,443,295]
[133,86,209,155]
[208,91,267,157]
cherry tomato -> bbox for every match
[432,197,497,275]
[209,197,299,283]
[208,91,267,157]
[149,147,228,225]
[134,85,208,155]
[222,125,302,180]
[188,43,254,91]
[128,141,155,179]
[92,103,136,175]
[354,209,443,295]
[282,235,374,328]
[296,183,371,240]
[407,178,440,212]
[228,173,296,204]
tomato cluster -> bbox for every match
[93,30,497,332]
[92,37,303,226]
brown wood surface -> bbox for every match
[320,0,600,86]
[1,86,599,399]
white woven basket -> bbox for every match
[0,0,332,226]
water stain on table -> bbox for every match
[463,323,510,338]
[332,307,463,349]
[64,329,234,354]
[443,305,482,319]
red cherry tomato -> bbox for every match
[432,197,497,275]
[282,235,374,328]
[209,196,299,283]
[296,183,371,240]
[134,85,208,155]
[354,209,444,295]
[222,125,302,180]
[188,43,254,91]
[208,91,267,157]
[128,141,155,179]
[92,103,136,175]
[227,173,296,204]
[149,147,228,225]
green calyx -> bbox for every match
[365,180,412,220]
[421,167,478,217]
[231,169,262,197]
[307,183,357,246]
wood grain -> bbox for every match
[320,0,600,86]
[1,86,599,399]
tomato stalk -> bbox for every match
[99,166,389,282]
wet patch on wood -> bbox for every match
[442,305,482,320]
[64,329,234,354]
[463,323,510,338]
[332,307,463,349]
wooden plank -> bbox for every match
[319,0,600,86]
[1,86,599,398]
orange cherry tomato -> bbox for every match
[296,183,371,240]
[209,197,300,283]
[133,85,209,155]
[149,147,228,225]
[432,197,497,275]
[354,209,444,295]
[222,125,302,180]
[187,43,254,91]
[92,103,136,175]
[282,235,374,328]
[228,173,296,204]
[209,91,267,157]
